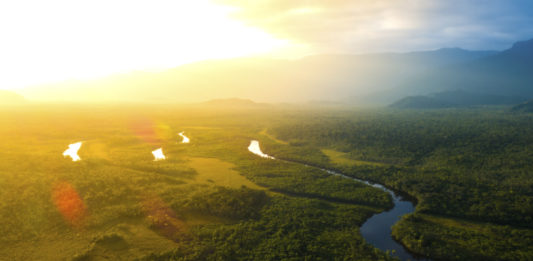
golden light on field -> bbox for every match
[0,0,297,90]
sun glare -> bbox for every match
[179,132,190,143]
[152,148,166,161]
[0,0,292,90]
[63,142,82,162]
[248,140,274,159]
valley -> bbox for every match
[0,104,531,260]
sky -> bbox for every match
[1,0,533,90]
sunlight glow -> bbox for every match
[179,132,190,143]
[248,140,274,159]
[287,7,322,15]
[63,142,82,162]
[152,148,166,161]
[0,0,292,90]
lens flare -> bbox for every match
[63,142,82,161]
[130,119,173,144]
[141,196,188,241]
[131,118,159,144]
[52,182,87,227]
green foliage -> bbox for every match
[270,109,533,227]
[392,214,533,260]
[178,186,269,220]
[268,108,533,259]
[144,197,395,261]
[0,105,391,260]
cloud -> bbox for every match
[215,0,533,53]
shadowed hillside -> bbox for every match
[396,38,533,99]
[390,90,526,109]
[511,100,533,112]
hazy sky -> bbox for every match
[1,0,532,89]
[218,0,533,53]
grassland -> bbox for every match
[187,157,264,190]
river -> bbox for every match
[248,140,427,261]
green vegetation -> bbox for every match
[392,214,533,260]
[0,105,392,260]
[511,99,533,112]
[1,104,532,260]
[268,108,533,259]
[145,197,393,261]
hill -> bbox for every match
[200,98,267,108]
[390,90,526,109]
[511,100,533,112]
[397,38,533,99]
[389,96,455,109]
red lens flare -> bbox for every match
[52,182,87,227]
[130,118,159,144]
[141,196,188,241]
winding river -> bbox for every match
[248,140,426,261]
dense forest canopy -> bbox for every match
[0,105,532,260]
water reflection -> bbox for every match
[266,150,425,260]
[63,142,82,161]
[152,148,166,161]
[179,132,190,143]
[248,140,274,159]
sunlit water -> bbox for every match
[319,170,426,260]
[63,142,82,161]
[152,148,166,161]
[248,140,274,159]
[250,139,426,261]
[179,132,190,143]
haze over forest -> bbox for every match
[2,1,533,261]
[3,37,530,105]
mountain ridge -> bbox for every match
[19,47,500,103]
[392,37,533,101]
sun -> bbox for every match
[0,0,295,90]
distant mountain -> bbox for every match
[397,38,533,100]
[390,90,526,109]
[200,98,266,107]
[0,90,25,104]
[429,90,526,106]
[20,48,497,103]
[389,96,455,109]
[511,100,533,112]
[22,36,532,105]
